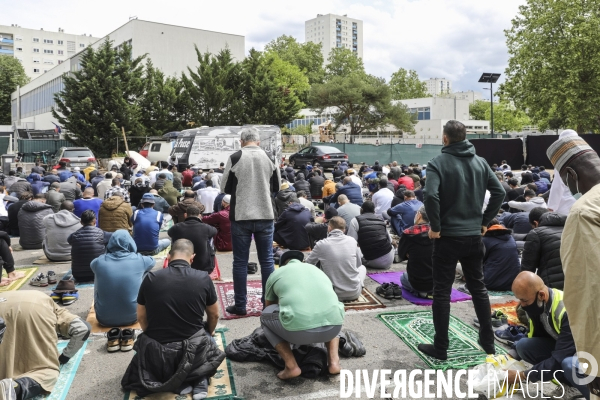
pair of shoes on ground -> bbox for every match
[29,271,57,287]
[50,291,79,306]
[179,378,208,400]
[107,328,136,352]
[494,325,528,346]
[225,305,247,316]
[457,283,470,295]
[375,283,402,300]
[473,310,509,328]
[338,331,366,357]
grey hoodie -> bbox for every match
[43,210,81,261]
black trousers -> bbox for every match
[431,236,494,351]
[0,237,15,274]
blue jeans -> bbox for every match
[231,220,275,310]
[139,239,171,256]
[516,337,590,399]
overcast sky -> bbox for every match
[3,0,526,94]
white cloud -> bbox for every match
[3,0,525,91]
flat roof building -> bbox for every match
[11,19,245,131]
[305,13,363,62]
[0,24,99,80]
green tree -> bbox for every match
[389,68,429,100]
[180,47,244,127]
[469,100,490,120]
[53,39,146,157]
[309,73,416,135]
[264,35,325,85]
[0,57,29,125]
[324,48,365,79]
[502,0,600,133]
[485,101,531,133]
[139,60,187,136]
[240,49,307,126]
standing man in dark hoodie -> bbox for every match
[419,120,504,360]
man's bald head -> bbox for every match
[83,187,94,198]
[343,176,352,185]
[169,239,195,264]
[512,271,548,306]
[338,194,349,205]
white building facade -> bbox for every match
[11,19,245,131]
[424,77,452,96]
[305,14,363,62]
[0,25,99,80]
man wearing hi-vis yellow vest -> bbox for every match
[504,272,589,399]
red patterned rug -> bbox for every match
[216,280,264,320]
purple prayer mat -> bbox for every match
[368,271,472,306]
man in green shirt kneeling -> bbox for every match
[261,250,346,380]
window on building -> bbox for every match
[58,60,63,64]
[67,41,75,52]
[79,43,85,48]
[33,68,40,73]
[15,36,23,41]
[58,40,63,45]
[43,39,54,44]
[409,107,431,120]
[58,50,63,55]
[33,58,40,64]
[43,59,53,65]
[44,49,53,54]
[16,47,22,51]
[33,38,39,42]
[33,48,39,53]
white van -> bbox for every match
[145,140,174,164]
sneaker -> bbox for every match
[344,331,366,357]
[494,325,528,346]
[29,273,48,287]
[549,384,586,399]
[192,378,208,400]
[50,292,62,303]
[457,284,470,295]
[225,305,247,316]
[381,283,403,300]
[47,271,57,284]
[120,328,136,352]
[375,283,392,296]
[61,291,79,306]
[107,328,121,353]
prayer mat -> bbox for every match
[51,270,94,290]
[491,300,523,326]
[0,267,38,292]
[216,280,263,320]
[31,340,88,400]
[123,329,238,400]
[343,288,386,311]
[160,219,174,232]
[33,256,71,265]
[378,310,506,370]
[368,271,472,306]
[488,290,514,297]
[86,301,141,334]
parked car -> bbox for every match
[288,145,349,169]
[139,142,150,158]
[145,140,174,164]
[53,147,97,169]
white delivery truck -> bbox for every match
[171,125,282,170]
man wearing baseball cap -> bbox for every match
[547,132,600,397]
[131,193,171,256]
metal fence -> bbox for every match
[17,139,74,162]
[311,142,442,166]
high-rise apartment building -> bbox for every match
[424,77,452,96]
[0,25,99,80]
[305,14,363,62]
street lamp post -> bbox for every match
[478,73,501,138]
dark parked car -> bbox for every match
[288,146,349,170]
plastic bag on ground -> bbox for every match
[468,355,528,399]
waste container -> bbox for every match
[1,154,15,174]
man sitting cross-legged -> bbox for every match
[261,250,345,380]
[0,291,90,400]
[68,210,112,282]
[121,239,225,399]
[132,193,171,256]
[91,230,155,327]
[396,205,434,298]
[305,217,366,301]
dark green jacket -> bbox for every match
[424,140,504,236]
